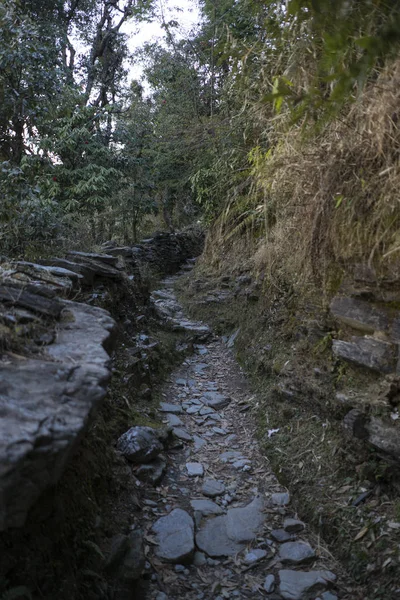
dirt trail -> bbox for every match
[133,271,361,600]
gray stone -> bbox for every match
[321,593,338,600]
[201,479,225,498]
[271,492,290,506]
[220,451,244,463]
[165,414,183,427]
[283,518,305,533]
[330,296,389,334]
[232,459,251,469]
[152,509,195,563]
[193,551,207,566]
[271,529,292,543]
[176,378,187,386]
[278,541,316,565]
[264,574,275,593]
[116,426,163,464]
[196,496,264,557]
[172,428,193,442]
[202,391,231,409]
[190,499,224,516]
[68,250,118,266]
[332,337,397,373]
[186,462,204,477]
[243,548,267,565]
[278,570,336,600]
[186,406,201,414]
[193,436,207,451]
[156,593,168,600]
[159,402,183,414]
[135,457,166,485]
[212,427,227,435]
[199,406,215,416]
[0,299,115,531]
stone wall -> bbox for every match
[0,229,204,532]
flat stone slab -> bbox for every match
[278,541,316,565]
[201,479,225,498]
[278,570,336,600]
[172,428,193,442]
[186,462,204,477]
[190,499,224,516]
[196,496,264,557]
[243,548,267,565]
[202,391,231,409]
[116,426,163,464]
[264,574,275,593]
[193,436,207,451]
[152,509,195,564]
[165,414,183,427]
[220,451,244,463]
[283,518,305,533]
[332,336,397,373]
[159,402,183,414]
[271,492,290,506]
[271,529,293,543]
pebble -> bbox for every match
[271,492,290,506]
[186,462,204,477]
[279,541,316,565]
[264,574,275,593]
[201,479,225,497]
[283,518,305,533]
[159,402,183,414]
[271,529,293,543]
[243,548,267,565]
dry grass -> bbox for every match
[217,59,400,295]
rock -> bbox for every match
[186,462,204,477]
[232,459,251,469]
[344,409,400,462]
[159,402,183,414]
[190,499,224,516]
[278,570,336,600]
[193,436,207,451]
[278,541,316,565]
[186,406,201,414]
[264,574,276,593]
[165,414,183,427]
[152,509,195,563]
[196,496,264,557]
[0,284,64,318]
[135,457,166,485]
[227,328,240,348]
[116,427,163,464]
[330,296,389,334]
[332,337,397,373]
[0,299,115,531]
[202,391,231,409]
[271,492,290,506]
[199,406,215,416]
[39,258,95,285]
[271,529,293,543]
[156,593,168,600]
[172,428,193,442]
[220,451,244,463]
[193,551,207,566]
[201,479,225,498]
[67,250,119,266]
[283,518,305,533]
[321,593,338,600]
[243,548,267,565]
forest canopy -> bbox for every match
[1,0,400,259]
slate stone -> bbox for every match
[186,406,201,414]
[201,479,225,498]
[159,402,183,414]
[196,496,264,557]
[186,462,204,477]
[264,574,275,593]
[271,529,292,543]
[232,459,251,469]
[165,414,183,427]
[193,436,207,451]
[278,541,316,565]
[190,499,224,516]
[278,570,337,600]
[243,548,267,565]
[330,296,389,334]
[199,406,215,416]
[283,518,305,533]
[321,593,338,600]
[220,451,244,463]
[202,391,231,409]
[332,337,397,373]
[172,428,193,442]
[153,509,195,563]
[116,426,163,464]
[212,427,227,435]
[135,457,166,485]
[193,551,207,566]
[271,492,290,506]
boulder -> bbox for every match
[152,509,195,563]
[332,337,397,373]
[116,426,163,464]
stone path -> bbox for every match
[121,271,356,600]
